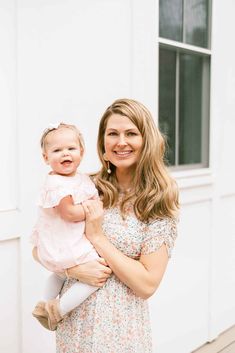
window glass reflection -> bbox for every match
[179,53,203,164]
[159,48,176,165]
[159,0,183,42]
[185,0,209,48]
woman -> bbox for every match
[56,98,179,353]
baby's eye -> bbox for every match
[68,147,76,151]
[53,149,60,153]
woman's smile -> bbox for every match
[113,150,133,157]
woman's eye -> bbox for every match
[127,132,137,136]
[108,132,117,136]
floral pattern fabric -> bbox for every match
[56,204,177,353]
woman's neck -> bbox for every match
[115,170,134,193]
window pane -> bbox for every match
[159,48,176,165]
[159,0,183,42]
[179,53,207,165]
[185,0,209,48]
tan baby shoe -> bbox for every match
[32,301,50,330]
[45,298,63,331]
[32,298,63,331]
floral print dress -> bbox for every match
[56,203,177,353]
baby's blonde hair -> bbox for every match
[40,123,85,152]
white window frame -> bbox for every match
[158,0,212,170]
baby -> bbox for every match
[31,123,100,330]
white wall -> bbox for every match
[150,1,235,352]
[0,1,21,353]
[0,1,235,353]
[17,1,158,353]
[209,0,235,340]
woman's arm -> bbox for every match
[32,246,112,287]
[89,233,168,299]
[56,195,85,222]
[82,200,169,299]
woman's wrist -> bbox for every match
[66,265,80,280]
[90,234,109,258]
[89,233,106,247]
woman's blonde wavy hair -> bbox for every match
[94,98,179,222]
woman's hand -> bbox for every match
[82,199,104,243]
[67,258,112,287]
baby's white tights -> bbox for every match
[43,273,99,316]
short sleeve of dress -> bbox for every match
[38,175,75,208]
[141,217,178,258]
[73,174,99,204]
[38,173,99,208]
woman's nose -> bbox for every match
[117,134,127,146]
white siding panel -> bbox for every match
[210,194,235,336]
[0,0,17,211]
[150,200,212,353]
[0,238,20,353]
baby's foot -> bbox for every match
[32,301,50,330]
[45,298,63,331]
[32,299,63,331]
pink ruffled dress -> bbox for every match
[31,172,99,273]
